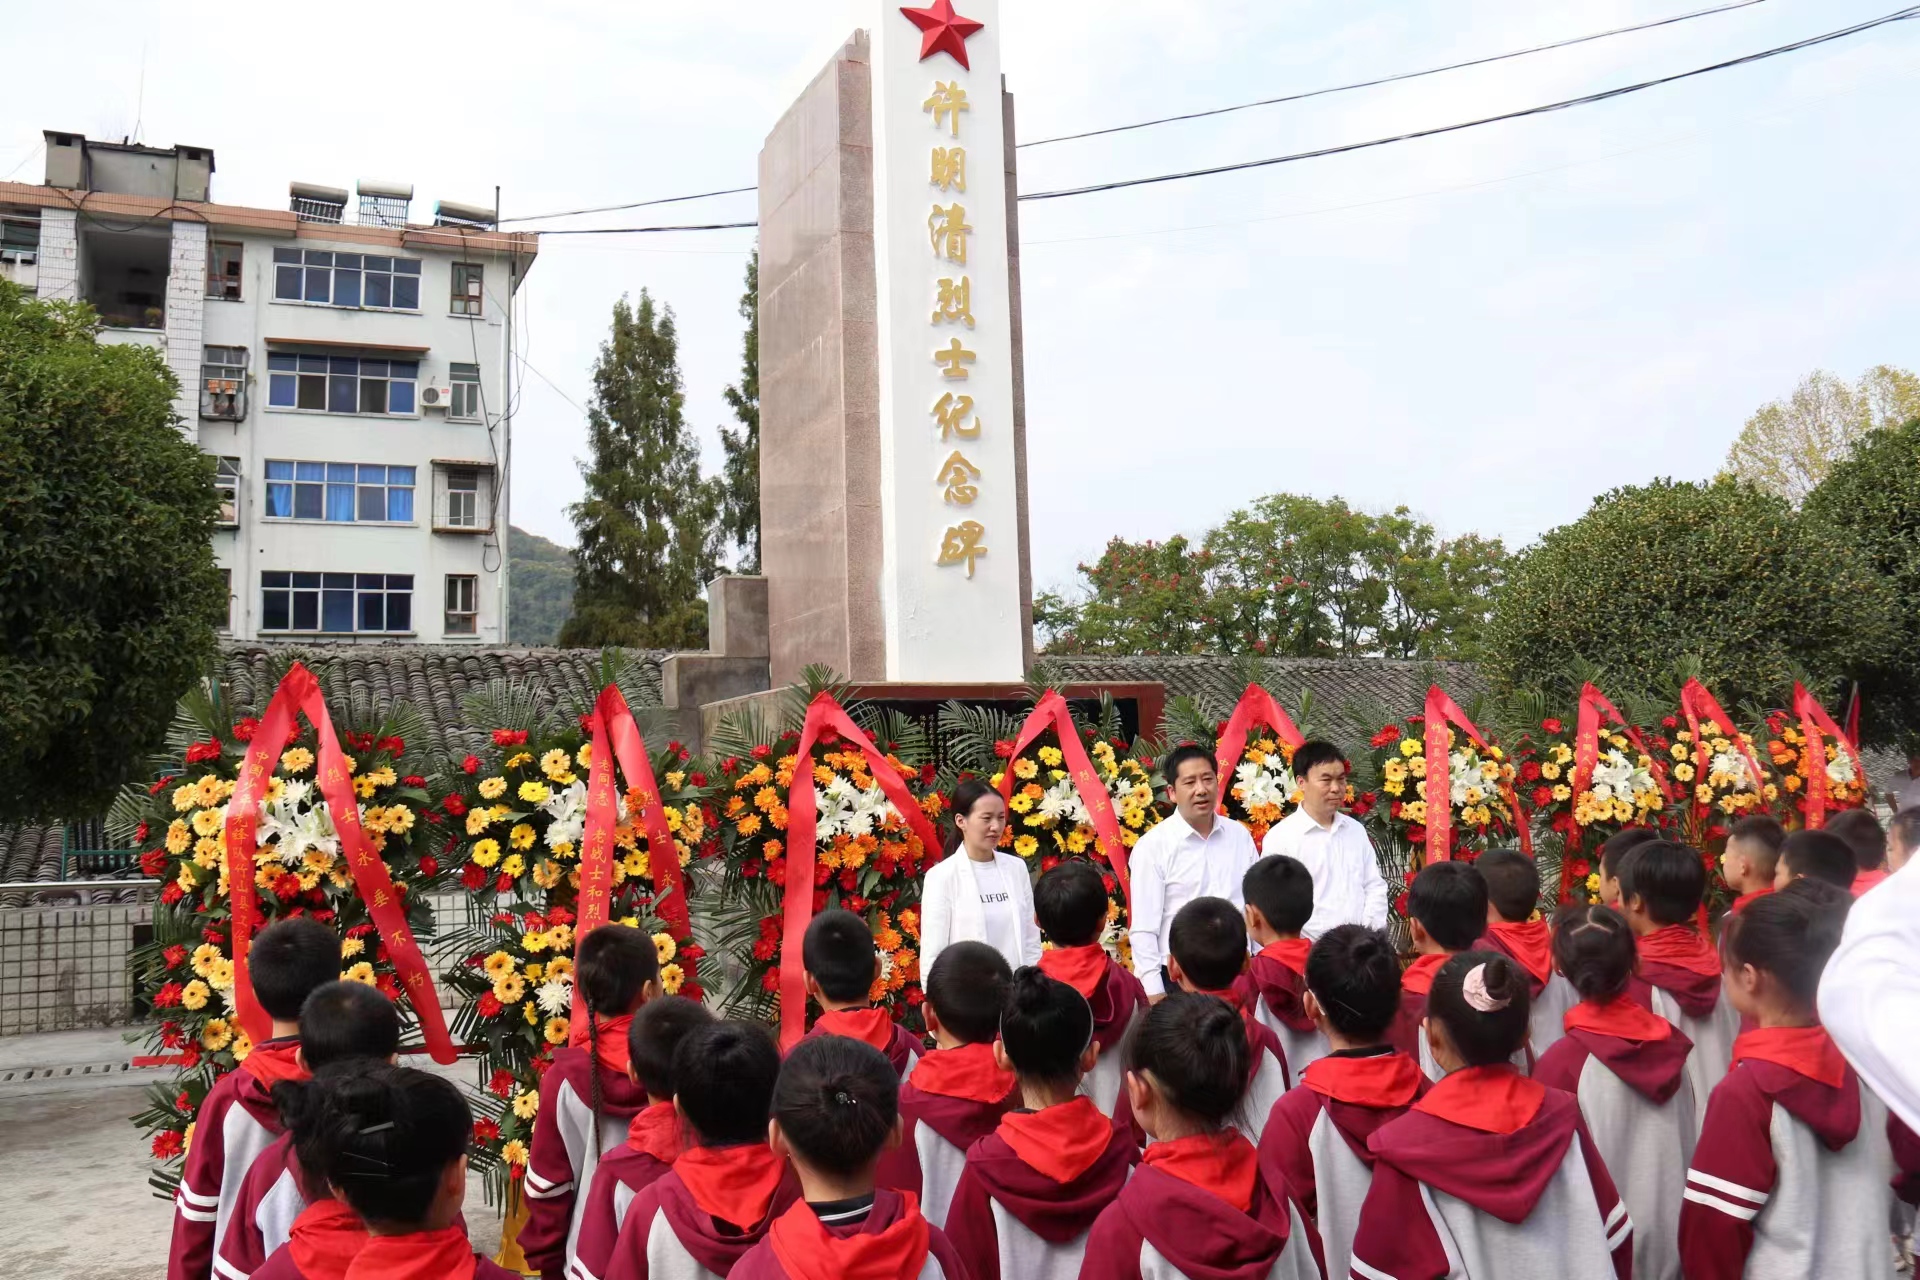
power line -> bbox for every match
[493,0,1769,226]
[532,219,759,237]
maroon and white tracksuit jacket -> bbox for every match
[1348,1064,1632,1280]
[944,1095,1136,1280]
[1079,1130,1321,1280]
[522,1025,651,1280]
[1038,945,1147,1119]
[1259,1047,1426,1280]
[1678,1024,1920,1280]
[731,1188,968,1280]
[803,1006,924,1081]
[875,1041,1017,1229]
[1475,921,1576,1060]
[216,1130,306,1280]
[567,1101,683,1280]
[1237,938,1331,1080]
[601,1142,797,1280]
[1388,953,1451,1081]
[170,1038,310,1280]
[1630,924,1738,1133]
[1534,995,1695,1280]
[1111,990,1290,1148]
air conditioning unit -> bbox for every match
[420,381,452,408]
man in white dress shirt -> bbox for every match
[1262,740,1388,939]
[1128,743,1261,1002]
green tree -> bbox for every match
[717,251,760,572]
[1721,365,1920,504]
[0,279,223,821]
[1034,535,1223,654]
[506,525,573,645]
[560,292,719,649]
[1485,477,1895,711]
[1803,418,1920,747]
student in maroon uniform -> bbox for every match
[170,917,341,1280]
[1079,993,1319,1280]
[1389,861,1489,1078]
[274,1064,517,1280]
[1259,924,1425,1280]
[799,909,923,1078]
[1719,814,1785,917]
[1597,827,1660,911]
[1680,880,1920,1278]
[218,981,403,1278]
[1621,840,1740,1122]
[877,940,1016,1227]
[1475,848,1573,1059]
[250,1061,386,1280]
[522,926,662,1280]
[1032,860,1145,1118]
[1825,808,1889,897]
[1161,896,1289,1142]
[732,1036,967,1280]
[1235,854,1326,1077]
[604,1020,795,1280]
[570,996,714,1280]
[1772,828,1858,893]
[1535,904,1694,1280]
[945,967,1134,1280]
[1349,953,1632,1280]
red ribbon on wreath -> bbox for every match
[996,690,1134,901]
[1678,678,1767,822]
[572,685,691,1041]
[1792,682,1864,830]
[224,662,456,1064]
[1421,685,1527,862]
[1562,682,1668,899]
[778,693,943,1050]
[1213,683,1306,803]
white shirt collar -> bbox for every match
[1284,805,1351,835]
[1166,807,1232,845]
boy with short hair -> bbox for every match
[168,916,341,1280]
[1033,860,1146,1118]
[1475,848,1575,1058]
[1773,829,1858,894]
[1825,807,1888,895]
[1622,839,1740,1128]
[1162,895,1290,1142]
[570,996,715,1280]
[876,941,1016,1228]
[801,908,923,1078]
[1597,828,1660,909]
[1720,814,1785,914]
[1389,861,1489,1079]
[1237,853,1328,1076]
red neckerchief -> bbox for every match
[997,1096,1114,1185]
[1733,1025,1850,1089]
[1302,1051,1423,1108]
[1564,997,1673,1042]
[570,1012,635,1076]
[1486,922,1553,987]
[1258,938,1312,976]
[1195,987,1252,1022]
[1140,1131,1259,1213]
[1038,945,1109,999]
[1413,1065,1546,1135]
[286,1199,366,1280]
[240,1037,309,1088]
[1401,952,1450,996]
[627,1101,682,1164]
[908,1042,1016,1104]
[1730,887,1774,914]
[767,1192,931,1280]
[342,1227,478,1280]
[1852,869,1889,897]
[674,1143,787,1230]
[1636,925,1720,979]
[812,1007,894,1052]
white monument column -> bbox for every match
[870,0,1025,681]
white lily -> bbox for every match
[542,780,589,850]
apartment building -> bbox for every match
[0,130,539,643]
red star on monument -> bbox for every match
[901,0,984,70]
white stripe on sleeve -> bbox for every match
[1606,1213,1633,1251]
[175,1204,219,1223]
[1683,1188,1761,1221]
[177,1184,221,1209]
[1604,1200,1627,1231]
[1351,1259,1401,1280]
[523,1169,574,1199]
[213,1255,252,1280]
[1686,1169,1767,1204]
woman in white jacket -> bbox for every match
[920,778,1042,975]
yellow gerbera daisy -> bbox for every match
[201,1018,233,1051]
[518,780,551,805]
[653,933,676,964]
[180,980,211,1011]
[659,964,685,996]
[501,853,526,879]
[512,1091,540,1119]
[510,823,536,850]
[280,748,314,774]
[543,1017,570,1045]
[541,750,572,780]
[1013,834,1038,857]
[501,1139,529,1165]
[471,839,502,869]
[494,973,526,1003]
[342,962,376,985]
[477,776,508,800]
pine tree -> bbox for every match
[717,251,761,572]
[560,292,719,649]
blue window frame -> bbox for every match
[271,247,422,311]
[261,572,414,633]
[264,460,415,523]
[266,352,418,417]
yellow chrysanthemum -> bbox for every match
[666,770,686,789]
[280,748,314,774]
[340,937,365,959]
[506,752,533,770]
[471,838,502,869]
[342,962,376,986]
[541,750,572,780]
[518,780,550,805]
[501,1139,529,1165]
[180,980,211,1011]
[659,964,685,996]
[494,973,526,1003]
[510,823,536,850]
[523,1001,539,1025]
[653,933,677,964]
[201,1018,234,1051]
[512,1091,539,1119]
[544,1017,570,1045]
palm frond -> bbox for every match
[856,707,932,767]
[1160,695,1218,750]
[708,703,784,760]
[782,665,852,733]
[461,679,551,740]
[935,701,1022,778]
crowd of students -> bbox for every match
[170,802,1918,1280]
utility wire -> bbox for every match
[499,185,758,225]
[532,219,759,237]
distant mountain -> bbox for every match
[509,525,574,646]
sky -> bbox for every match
[5,0,1919,601]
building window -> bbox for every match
[0,215,38,262]
[201,346,249,420]
[214,456,242,526]
[267,353,418,415]
[445,469,479,528]
[270,248,422,311]
[432,464,492,532]
[451,263,484,316]
[444,574,478,635]
[206,241,243,300]
[448,363,482,421]
[217,568,232,632]
[260,572,413,634]
[265,461,415,523]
